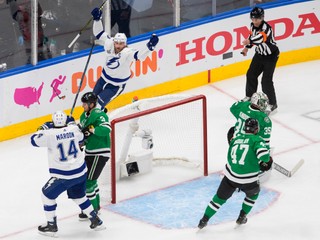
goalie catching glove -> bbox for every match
[259,156,273,171]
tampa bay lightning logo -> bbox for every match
[106,56,120,69]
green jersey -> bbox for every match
[224,133,270,184]
[230,101,272,148]
[80,108,111,157]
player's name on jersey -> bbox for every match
[233,138,249,144]
[56,132,75,140]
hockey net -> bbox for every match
[101,94,208,204]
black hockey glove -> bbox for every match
[147,34,159,51]
[259,156,273,171]
[82,125,94,139]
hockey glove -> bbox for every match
[82,125,94,138]
[259,156,273,171]
[147,34,159,51]
[66,116,75,125]
[91,8,102,21]
[79,142,85,151]
[37,121,54,131]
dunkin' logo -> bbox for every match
[131,49,163,77]
[71,49,163,93]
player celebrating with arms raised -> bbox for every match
[90,7,159,112]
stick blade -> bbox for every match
[273,162,291,177]
[289,159,304,177]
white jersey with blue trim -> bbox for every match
[93,20,152,86]
[31,124,87,180]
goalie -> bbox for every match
[227,92,273,181]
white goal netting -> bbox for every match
[100,94,208,203]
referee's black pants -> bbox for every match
[245,49,280,105]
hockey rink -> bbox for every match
[1,59,319,240]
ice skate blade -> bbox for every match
[38,231,58,238]
[93,224,106,231]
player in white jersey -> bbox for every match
[31,111,105,237]
[90,7,159,111]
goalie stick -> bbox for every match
[273,159,304,177]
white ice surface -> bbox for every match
[1,60,320,240]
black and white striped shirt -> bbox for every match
[247,21,278,56]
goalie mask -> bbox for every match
[244,118,259,134]
[52,111,67,127]
[250,92,269,112]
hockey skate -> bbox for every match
[79,206,100,221]
[79,211,89,221]
[236,210,247,225]
[38,217,58,237]
[89,212,106,231]
[198,215,209,229]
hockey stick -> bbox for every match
[69,42,95,117]
[273,159,304,177]
[68,0,108,48]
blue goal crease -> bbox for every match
[106,173,280,229]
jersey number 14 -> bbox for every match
[57,139,79,161]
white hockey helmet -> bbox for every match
[52,111,67,127]
[250,92,269,112]
[113,33,127,44]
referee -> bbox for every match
[241,7,279,115]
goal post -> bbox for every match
[109,94,208,203]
